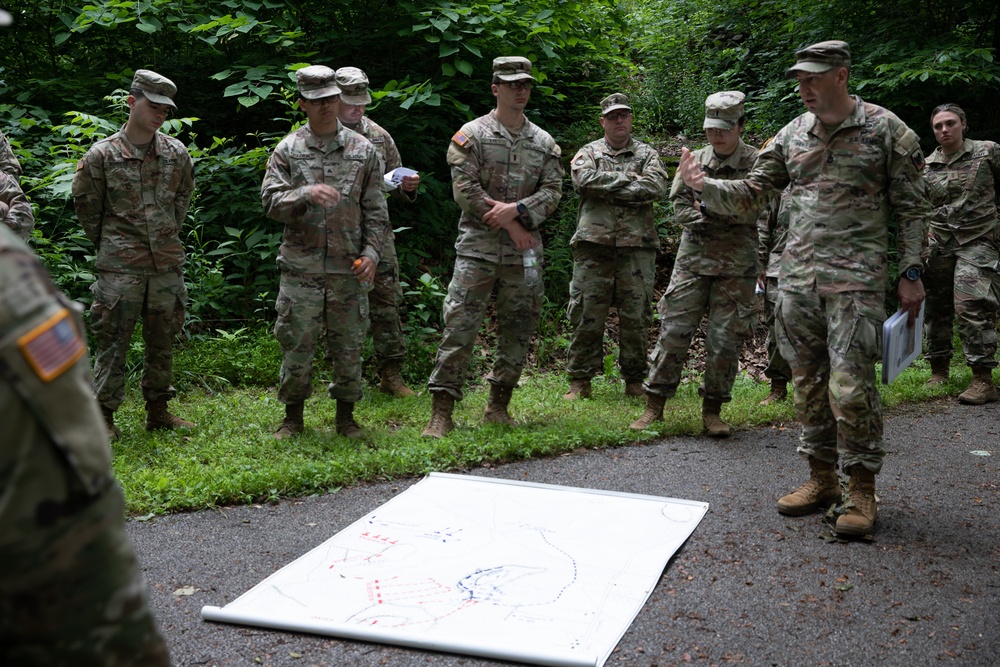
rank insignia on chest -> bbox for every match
[18,308,86,382]
[451,131,470,147]
[911,150,925,171]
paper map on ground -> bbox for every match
[202,472,708,667]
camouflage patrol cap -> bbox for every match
[600,93,631,116]
[296,65,341,100]
[492,56,536,83]
[785,40,852,78]
[132,69,177,109]
[335,67,372,106]
[703,91,745,130]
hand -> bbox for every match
[352,256,376,284]
[400,173,420,193]
[505,220,536,251]
[678,147,705,191]
[482,197,520,231]
[898,277,925,327]
[309,183,341,208]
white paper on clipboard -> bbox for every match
[881,301,925,384]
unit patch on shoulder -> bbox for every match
[75,159,84,172]
[911,150,925,171]
[451,131,471,148]
[18,308,85,382]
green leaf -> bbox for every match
[238,96,260,107]
[455,59,473,76]
[211,70,234,81]
[430,17,450,31]
[439,44,459,57]
[223,84,248,97]
[136,21,157,34]
[441,62,456,76]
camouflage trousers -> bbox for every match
[274,271,369,404]
[923,234,999,368]
[645,268,756,402]
[369,235,406,364]
[89,270,186,411]
[428,255,541,400]
[0,409,169,665]
[761,276,792,383]
[775,288,886,473]
[566,242,655,383]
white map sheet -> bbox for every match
[202,472,708,667]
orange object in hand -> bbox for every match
[353,259,363,269]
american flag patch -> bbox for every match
[451,131,470,147]
[18,308,86,382]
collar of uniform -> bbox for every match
[116,127,161,160]
[487,109,533,142]
[600,137,634,157]
[704,138,749,170]
[927,137,974,166]
[806,94,865,140]
[304,119,346,151]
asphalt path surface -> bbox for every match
[128,399,999,666]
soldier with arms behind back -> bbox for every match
[72,68,196,438]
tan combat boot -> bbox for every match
[835,464,877,536]
[483,384,516,426]
[274,401,304,439]
[776,457,841,516]
[421,391,455,439]
[958,365,999,405]
[925,357,950,385]
[335,400,363,439]
[759,379,788,405]
[563,378,592,400]
[624,381,645,398]
[101,405,120,441]
[145,398,195,431]
[379,360,416,397]
[702,398,730,438]
[629,392,667,430]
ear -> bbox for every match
[491,83,500,98]
[127,95,137,109]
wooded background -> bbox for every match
[3,0,998,370]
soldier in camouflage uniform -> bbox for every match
[262,65,389,439]
[630,91,759,438]
[0,128,22,180]
[677,41,930,537]
[335,66,421,397]
[0,224,170,666]
[565,93,669,401]
[422,56,564,438]
[757,186,792,404]
[72,69,196,438]
[922,103,1000,404]
[1,170,33,241]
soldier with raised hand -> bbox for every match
[922,103,1000,404]
[676,41,930,537]
[422,56,563,438]
[72,69,196,438]
[630,91,760,438]
[262,65,389,440]
[335,66,420,398]
[0,169,33,241]
[565,93,669,401]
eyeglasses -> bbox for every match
[604,111,632,121]
[502,81,532,91]
[305,95,339,107]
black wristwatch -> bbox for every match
[516,201,527,217]
[698,201,707,216]
[902,266,922,281]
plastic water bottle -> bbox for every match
[522,247,541,289]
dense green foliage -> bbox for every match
[2,0,998,362]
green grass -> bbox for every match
[110,355,975,515]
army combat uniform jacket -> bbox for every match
[261,121,388,274]
[702,96,928,294]
[924,138,1000,245]
[447,110,563,264]
[72,129,194,275]
[570,137,668,248]
[672,139,761,277]
[0,171,34,241]
[0,129,21,179]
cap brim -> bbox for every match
[144,92,177,109]
[703,118,736,130]
[602,104,631,115]
[300,85,342,100]
[784,62,833,78]
[340,92,371,106]
[496,73,537,83]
